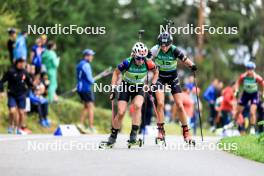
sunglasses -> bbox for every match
[135,56,145,61]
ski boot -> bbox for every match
[182,125,195,146]
[127,125,142,149]
[99,128,118,149]
[155,123,166,146]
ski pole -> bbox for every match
[112,100,115,119]
[193,71,204,141]
[111,99,115,125]
[138,30,145,42]
[164,18,175,34]
[141,70,147,145]
[147,92,159,119]
[94,66,113,80]
[59,67,113,98]
[142,92,147,145]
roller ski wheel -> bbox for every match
[156,123,166,146]
[155,137,167,146]
[184,138,196,146]
[127,138,143,149]
[99,136,116,149]
[99,141,115,149]
[182,125,195,146]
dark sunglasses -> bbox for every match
[135,56,145,61]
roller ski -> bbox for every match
[155,123,167,146]
[99,136,116,149]
[127,138,143,149]
[127,125,142,149]
[99,128,118,149]
[182,125,196,146]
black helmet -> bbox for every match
[158,32,173,46]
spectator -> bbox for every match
[213,95,223,131]
[29,74,50,128]
[41,34,48,47]
[220,81,236,126]
[76,49,96,134]
[185,75,195,91]
[42,41,60,102]
[203,78,219,128]
[40,71,50,97]
[14,31,28,61]
[30,38,45,75]
[7,28,17,64]
[0,58,33,134]
[216,81,224,98]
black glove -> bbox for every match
[147,51,152,59]
[110,86,117,100]
[148,88,153,96]
[190,64,197,72]
[110,92,115,100]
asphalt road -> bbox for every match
[0,134,263,176]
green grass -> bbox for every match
[219,135,264,163]
[0,95,112,134]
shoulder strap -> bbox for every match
[144,59,151,70]
[152,45,161,59]
[125,57,134,71]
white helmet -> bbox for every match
[131,42,148,58]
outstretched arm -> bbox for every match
[182,57,196,69]
[256,74,264,97]
[235,74,244,93]
[173,48,196,71]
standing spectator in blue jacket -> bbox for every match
[203,79,219,128]
[76,49,96,134]
[14,31,28,61]
[30,38,45,75]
